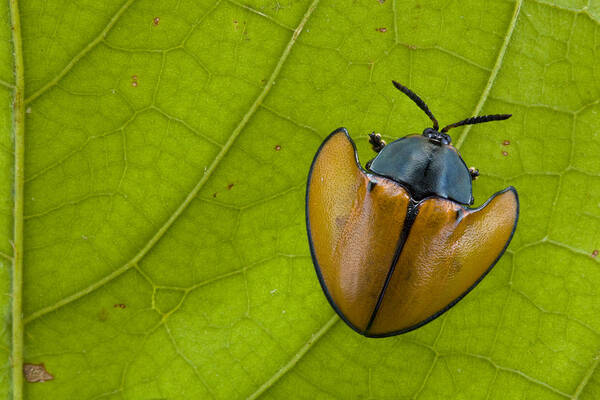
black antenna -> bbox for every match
[392,81,439,131]
[441,114,512,133]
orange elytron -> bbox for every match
[306,82,519,337]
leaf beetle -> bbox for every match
[306,81,519,337]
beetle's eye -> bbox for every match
[422,128,437,138]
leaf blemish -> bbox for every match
[592,250,598,258]
[23,363,54,383]
[227,183,234,190]
[274,145,281,151]
[502,150,508,156]
[113,303,126,309]
[375,27,387,33]
[131,75,138,87]
[153,17,160,26]
[503,140,510,145]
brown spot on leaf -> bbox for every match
[227,183,234,190]
[274,145,281,151]
[131,81,138,87]
[407,44,417,50]
[502,151,508,156]
[375,27,387,33]
[23,363,54,383]
[153,17,160,26]
[114,303,126,309]
[592,249,599,258]
[503,140,510,146]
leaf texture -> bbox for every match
[2,0,600,398]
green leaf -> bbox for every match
[3,0,600,398]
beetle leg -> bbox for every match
[469,167,479,180]
[369,132,386,153]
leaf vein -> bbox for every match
[246,314,339,400]
[572,351,600,399]
[164,322,217,399]
[0,79,14,89]
[24,0,136,105]
[454,0,523,149]
[0,251,12,261]
[529,0,599,24]
[10,0,26,397]
[226,0,294,31]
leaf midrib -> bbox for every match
[9,0,25,398]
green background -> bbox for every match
[2,0,600,398]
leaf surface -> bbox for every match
[2,0,600,398]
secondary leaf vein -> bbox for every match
[246,314,339,400]
[24,0,136,105]
[572,351,600,399]
[454,0,523,150]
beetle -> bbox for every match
[306,81,519,337]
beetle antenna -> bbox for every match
[392,81,439,131]
[441,114,512,133]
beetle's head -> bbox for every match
[422,128,451,145]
